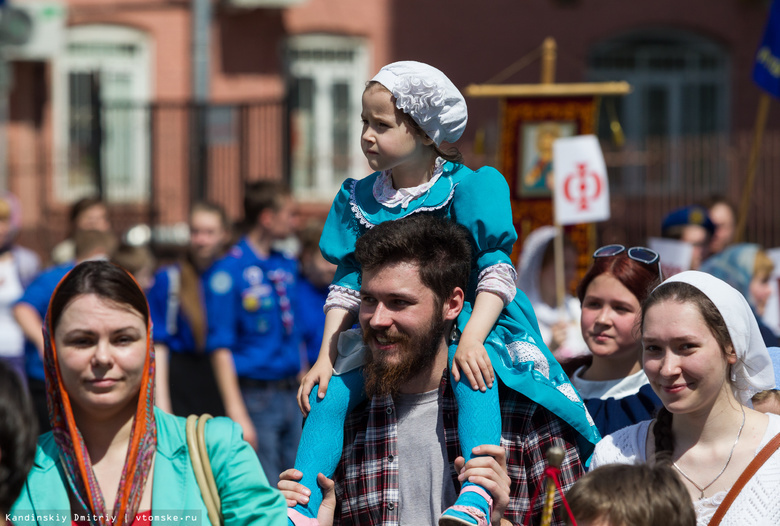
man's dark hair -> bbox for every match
[354,215,472,304]
[243,180,291,226]
[0,361,37,513]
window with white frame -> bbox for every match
[285,35,368,200]
[54,25,152,202]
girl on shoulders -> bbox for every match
[290,61,599,526]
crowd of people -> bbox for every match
[1,59,779,526]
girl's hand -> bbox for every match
[298,358,334,416]
[452,338,494,391]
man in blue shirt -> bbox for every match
[206,180,302,481]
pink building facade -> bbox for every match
[5,0,777,258]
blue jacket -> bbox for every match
[10,408,287,525]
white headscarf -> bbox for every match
[371,61,467,146]
[663,270,775,404]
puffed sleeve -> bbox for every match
[320,179,362,292]
[206,417,288,525]
[450,166,517,273]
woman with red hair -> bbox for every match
[571,245,664,436]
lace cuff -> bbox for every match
[476,263,517,306]
[325,285,361,314]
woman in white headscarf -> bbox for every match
[590,271,780,526]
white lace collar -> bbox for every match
[372,158,445,209]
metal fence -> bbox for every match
[16,103,780,260]
[43,98,288,252]
[596,130,780,249]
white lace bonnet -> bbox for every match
[663,270,775,404]
[371,61,468,146]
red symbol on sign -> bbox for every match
[563,162,602,211]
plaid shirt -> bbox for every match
[332,371,585,526]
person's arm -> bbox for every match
[449,167,519,391]
[297,307,356,414]
[210,348,257,450]
[13,302,44,358]
[206,416,288,525]
[154,344,173,413]
[452,291,504,391]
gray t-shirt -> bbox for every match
[395,389,458,526]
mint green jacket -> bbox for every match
[10,408,287,526]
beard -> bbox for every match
[362,312,449,398]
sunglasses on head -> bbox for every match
[593,244,663,279]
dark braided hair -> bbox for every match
[641,281,734,459]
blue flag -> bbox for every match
[754,0,780,97]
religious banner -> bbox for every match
[464,37,631,272]
[552,135,609,226]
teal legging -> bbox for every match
[292,368,366,518]
[447,343,501,513]
[291,351,500,521]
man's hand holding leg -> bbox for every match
[454,444,511,526]
[279,469,336,526]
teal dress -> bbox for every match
[292,162,600,522]
[320,161,599,455]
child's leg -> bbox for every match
[440,348,502,526]
[289,368,364,526]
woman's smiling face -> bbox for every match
[642,299,736,416]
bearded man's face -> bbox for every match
[359,261,450,397]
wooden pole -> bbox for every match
[541,446,565,526]
[554,225,566,312]
[540,37,556,84]
[735,93,771,243]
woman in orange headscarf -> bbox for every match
[10,260,286,526]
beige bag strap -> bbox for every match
[186,414,222,526]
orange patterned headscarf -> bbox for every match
[43,262,156,526]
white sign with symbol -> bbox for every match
[553,135,610,226]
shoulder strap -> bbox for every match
[708,431,780,526]
[186,414,222,526]
[166,266,181,336]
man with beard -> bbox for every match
[280,215,586,526]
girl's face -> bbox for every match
[580,273,642,359]
[190,209,229,264]
[749,270,772,317]
[642,299,736,416]
[360,85,433,174]
[55,293,148,421]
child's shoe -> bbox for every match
[439,484,493,526]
